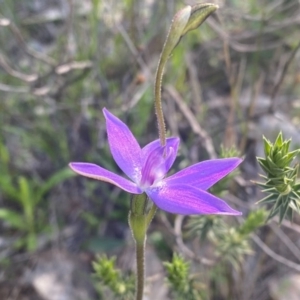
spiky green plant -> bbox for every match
[256,132,300,222]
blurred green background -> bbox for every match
[1,0,300,299]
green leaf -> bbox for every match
[238,209,267,236]
[0,142,10,165]
[36,167,75,201]
[18,176,34,214]
[279,197,290,223]
[0,175,20,201]
[0,209,24,229]
[274,132,283,147]
[283,150,300,163]
[256,194,277,204]
[262,136,272,156]
[26,233,37,252]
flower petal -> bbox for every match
[69,162,142,194]
[146,183,241,215]
[142,137,179,173]
[103,108,142,182]
[165,158,242,190]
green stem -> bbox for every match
[153,6,191,147]
[129,194,149,299]
[135,240,145,300]
[154,55,167,146]
[154,4,218,147]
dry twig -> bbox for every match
[174,215,214,266]
[252,234,300,272]
[165,85,217,159]
[0,16,56,65]
[269,39,300,112]
[0,53,38,82]
[270,223,300,262]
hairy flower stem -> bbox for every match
[154,4,218,147]
[135,239,146,300]
[154,6,191,147]
[154,58,167,146]
[129,194,150,300]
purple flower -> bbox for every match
[69,108,242,215]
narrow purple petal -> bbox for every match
[142,137,179,173]
[69,162,142,194]
[146,183,241,215]
[165,158,242,190]
[103,108,142,183]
